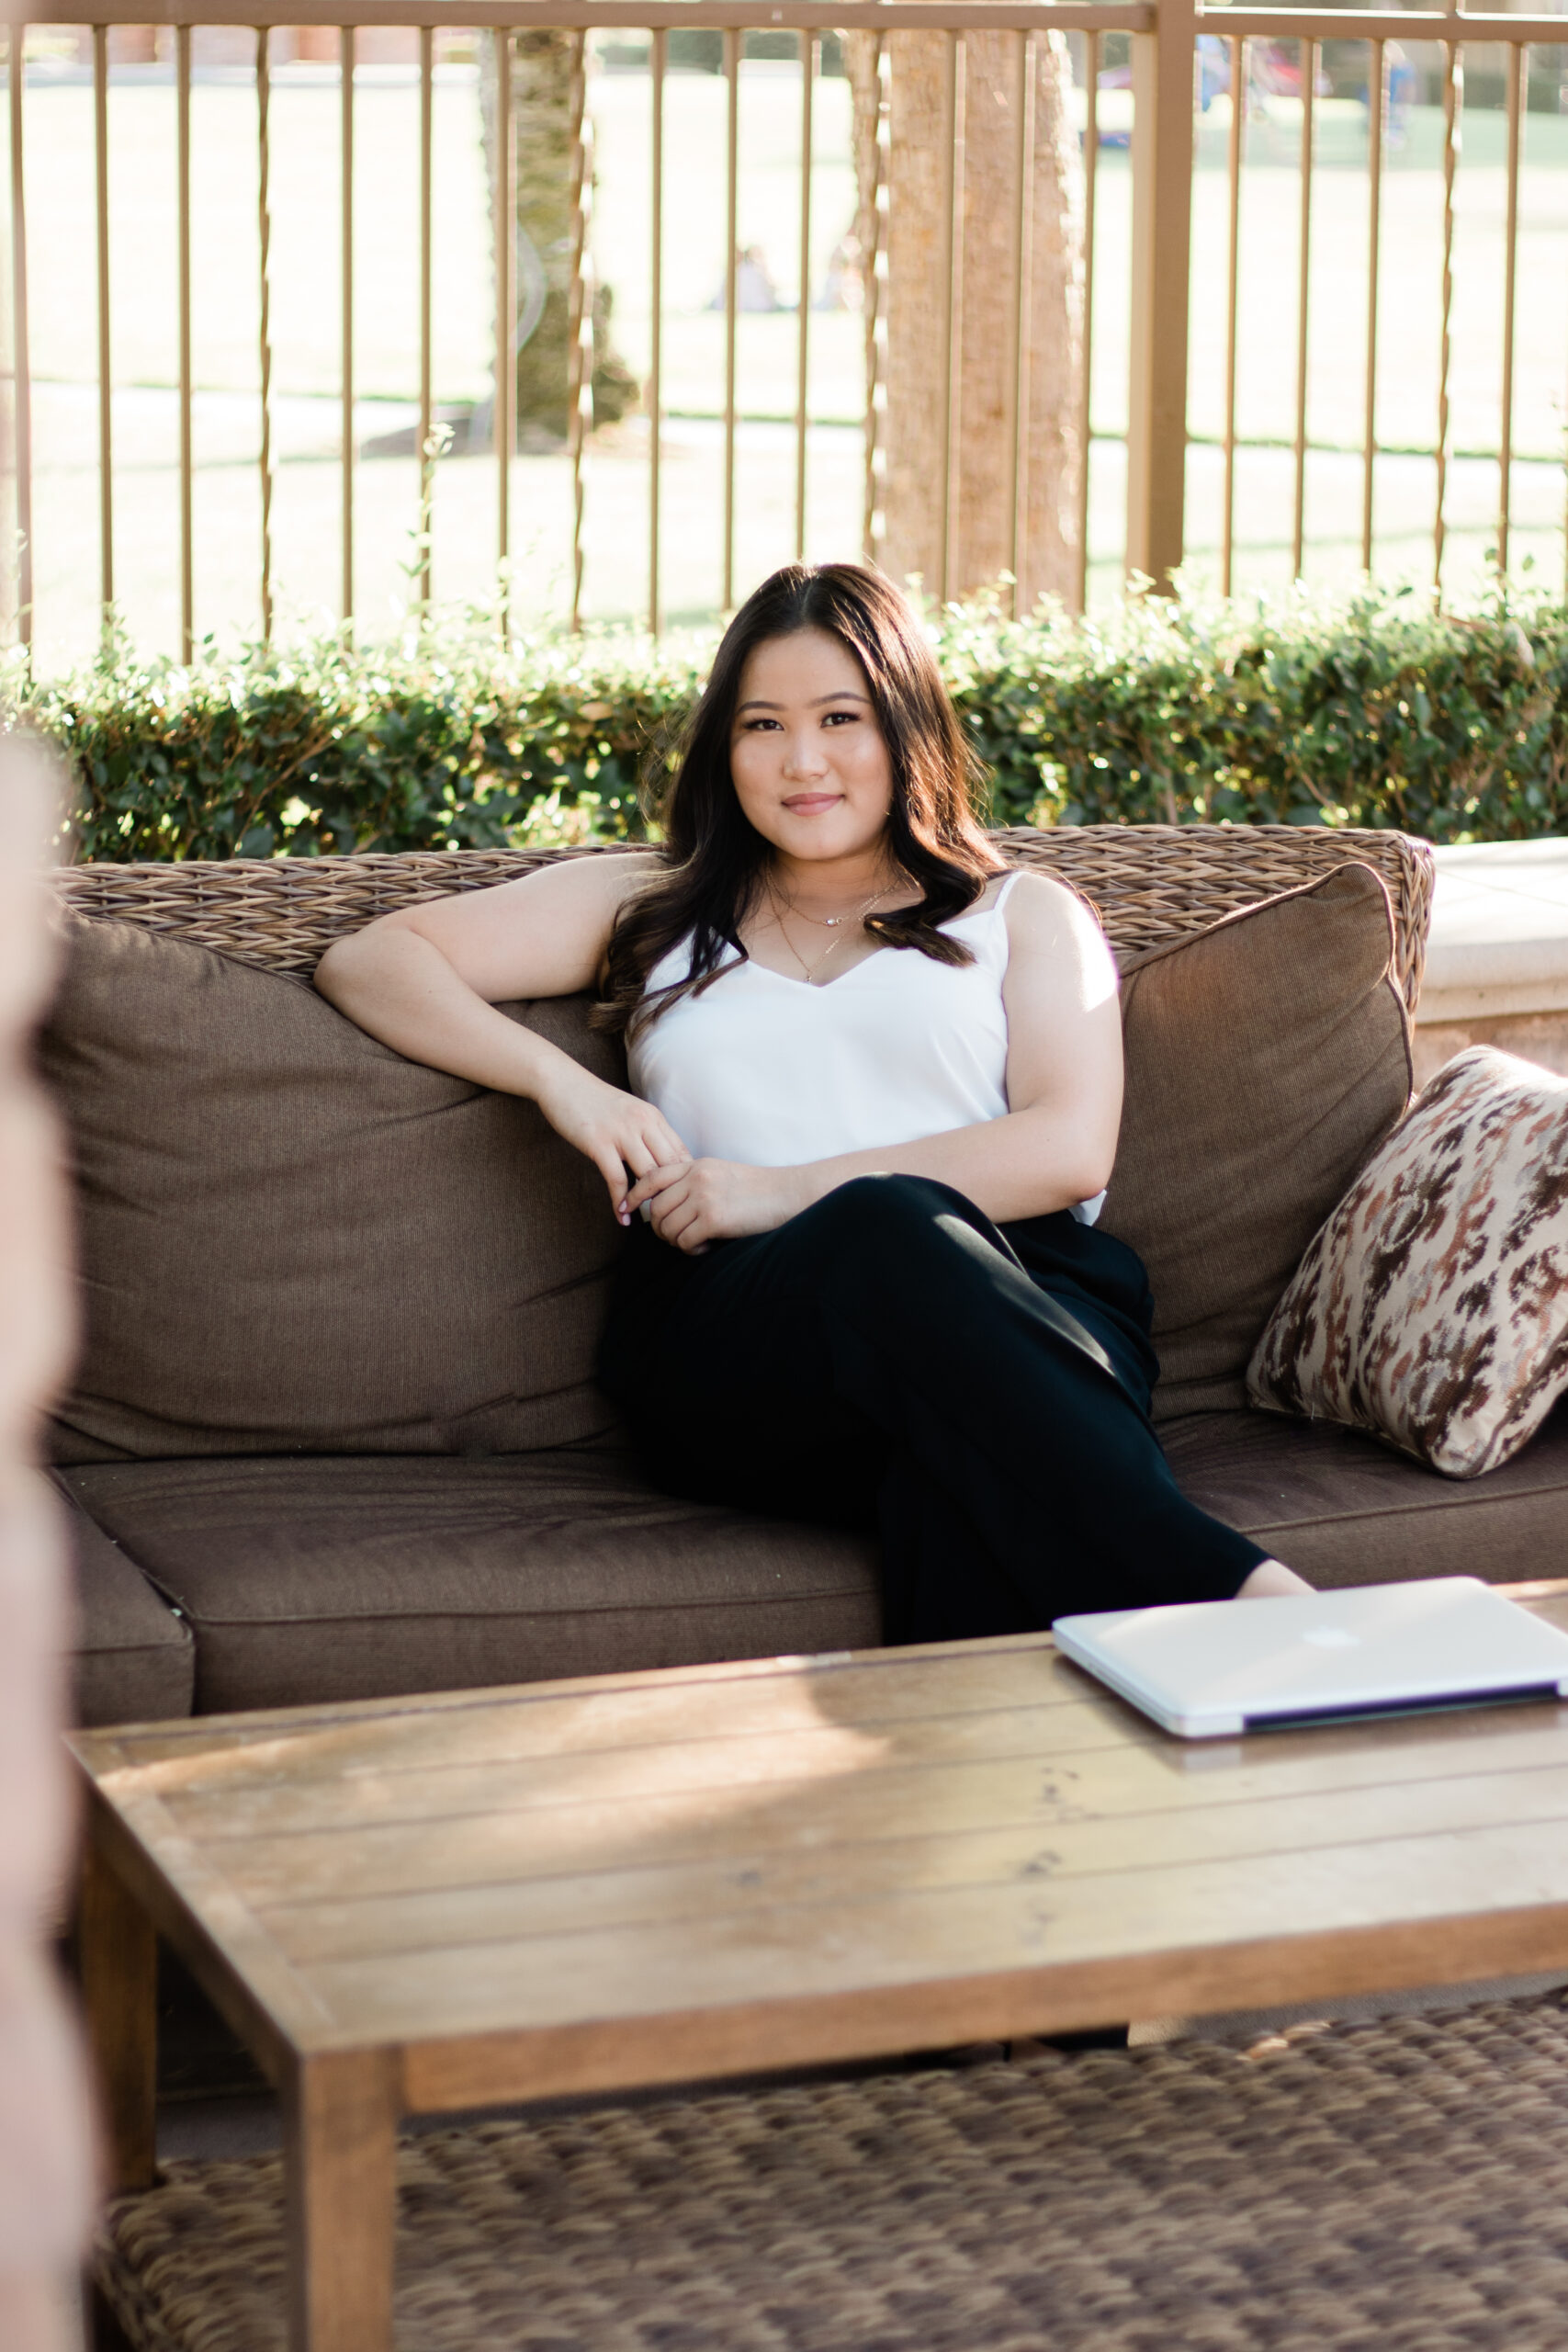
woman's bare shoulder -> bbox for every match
[430,844,664,931]
[388,843,662,923]
[338,844,668,1003]
[998,865,1106,938]
[523,845,665,904]
[999,871,1118,1013]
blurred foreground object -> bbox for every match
[0,737,95,2349]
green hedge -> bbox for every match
[15,582,1568,862]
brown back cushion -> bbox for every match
[41,914,627,1463]
[1100,862,1413,1421]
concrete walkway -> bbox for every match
[1415,838,1568,1086]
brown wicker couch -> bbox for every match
[44,826,1568,1731]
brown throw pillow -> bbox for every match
[1100,862,1413,1420]
[1248,1046,1568,1478]
[40,913,627,1463]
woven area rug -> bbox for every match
[96,1992,1568,2352]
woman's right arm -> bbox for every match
[313,851,689,1224]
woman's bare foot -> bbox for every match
[1236,1557,1314,1599]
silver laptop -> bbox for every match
[1053,1577,1568,1740]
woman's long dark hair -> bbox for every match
[595,563,1003,1039]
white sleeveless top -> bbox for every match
[627,872,1105,1224]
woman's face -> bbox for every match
[728,627,895,867]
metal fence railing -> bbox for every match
[1195,6,1566,597]
[5,0,1568,664]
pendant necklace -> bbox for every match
[767,876,897,985]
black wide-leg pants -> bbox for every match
[597,1173,1269,1643]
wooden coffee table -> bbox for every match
[74,1587,1568,2352]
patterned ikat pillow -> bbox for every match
[1247,1046,1568,1479]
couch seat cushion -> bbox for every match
[41,914,627,1464]
[62,1453,881,1713]
[1101,863,1412,1421]
[1163,1399,1568,1589]
[57,1476,195,1726]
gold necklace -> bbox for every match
[775,881,892,929]
[767,877,893,985]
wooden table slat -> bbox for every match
[397,1896,1568,2114]
[146,1692,1147,1839]
[288,1812,1568,2047]
[116,1679,1148,1806]
[194,1699,1568,1909]
[255,1754,1568,1964]
[73,1634,1070,1781]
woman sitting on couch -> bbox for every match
[316,561,1306,1639]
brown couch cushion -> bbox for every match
[1101,863,1413,1420]
[61,1453,881,1713]
[1163,1399,1568,1589]
[56,1476,195,1725]
[41,915,628,1464]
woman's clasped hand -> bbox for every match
[530,1058,795,1247]
[529,1059,689,1228]
[625,1154,807,1250]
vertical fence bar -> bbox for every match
[10,25,32,651]
[1291,37,1315,581]
[722,26,739,611]
[567,29,590,632]
[1076,29,1097,615]
[256,26,273,643]
[939,31,962,604]
[1435,38,1460,592]
[1220,35,1243,596]
[340,26,354,631]
[93,22,112,628]
[1126,0,1195,590]
[649,26,664,633]
[418,23,433,610]
[494,26,513,634]
[1010,29,1035,616]
[1498,39,1523,580]
[1361,37,1383,573]
[794,28,814,563]
[176,23,193,660]
[861,33,885,565]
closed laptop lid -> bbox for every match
[1053,1578,1568,1739]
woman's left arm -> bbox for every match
[627,874,1123,1252]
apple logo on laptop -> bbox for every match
[1302,1626,1360,1648]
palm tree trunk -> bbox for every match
[479,33,636,446]
[848,31,1084,610]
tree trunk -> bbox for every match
[848,31,1084,611]
[479,33,637,446]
